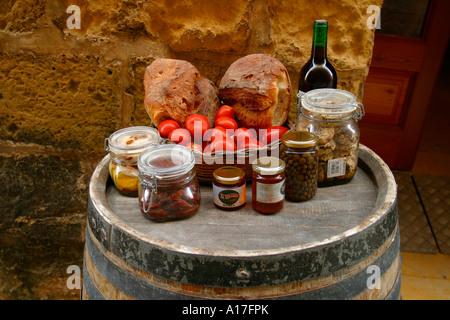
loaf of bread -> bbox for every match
[144,58,220,127]
[218,54,291,129]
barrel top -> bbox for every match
[89,145,397,257]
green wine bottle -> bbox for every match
[298,20,337,93]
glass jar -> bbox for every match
[280,131,319,202]
[252,157,286,214]
[295,88,365,187]
[104,126,161,197]
[137,144,200,222]
[213,166,246,211]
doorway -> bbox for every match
[360,0,450,170]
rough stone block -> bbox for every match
[0,152,88,299]
[0,54,122,154]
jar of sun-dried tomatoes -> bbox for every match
[137,144,201,222]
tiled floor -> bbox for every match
[394,51,450,300]
[395,171,450,300]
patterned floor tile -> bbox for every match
[413,174,450,255]
[393,171,438,253]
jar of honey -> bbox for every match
[104,126,160,197]
[213,166,246,211]
[252,157,286,214]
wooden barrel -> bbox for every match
[82,145,400,300]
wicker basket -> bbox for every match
[194,141,281,184]
[147,121,285,184]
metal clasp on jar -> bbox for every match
[139,173,157,214]
[354,102,365,120]
[104,137,110,152]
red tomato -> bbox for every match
[203,126,230,143]
[215,105,235,119]
[185,142,202,153]
[233,127,257,145]
[169,128,191,145]
[237,138,265,150]
[261,126,289,145]
[185,114,210,140]
[215,116,238,131]
[158,119,180,138]
[209,138,236,152]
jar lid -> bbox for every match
[252,157,285,175]
[213,166,245,185]
[281,131,319,148]
[138,144,195,179]
[301,88,362,118]
[105,126,160,155]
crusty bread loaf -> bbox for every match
[144,58,220,127]
[218,54,291,129]
[194,78,221,127]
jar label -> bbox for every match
[256,180,285,203]
[327,157,346,178]
[213,184,246,208]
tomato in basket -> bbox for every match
[185,114,210,139]
[169,128,191,145]
[215,116,238,131]
[233,127,256,145]
[204,138,236,153]
[204,126,231,143]
[215,105,235,119]
[158,119,180,138]
[185,142,203,153]
[261,126,289,145]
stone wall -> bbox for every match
[0,0,382,299]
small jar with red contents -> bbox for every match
[138,144,200,222]
[252,157,286,214]
[212,166,246,211]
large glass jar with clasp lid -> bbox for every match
[295,88,365,187]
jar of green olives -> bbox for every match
[280,131,319,202]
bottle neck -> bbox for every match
[311,22,328,64]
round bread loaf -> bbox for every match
[143,58,220,127]
[218,54,291,129]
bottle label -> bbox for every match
[327,158,346,178]
[213,184,246,208]
[256,180,285,203]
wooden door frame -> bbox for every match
[398,0,450,169]
[362,0,450,170]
